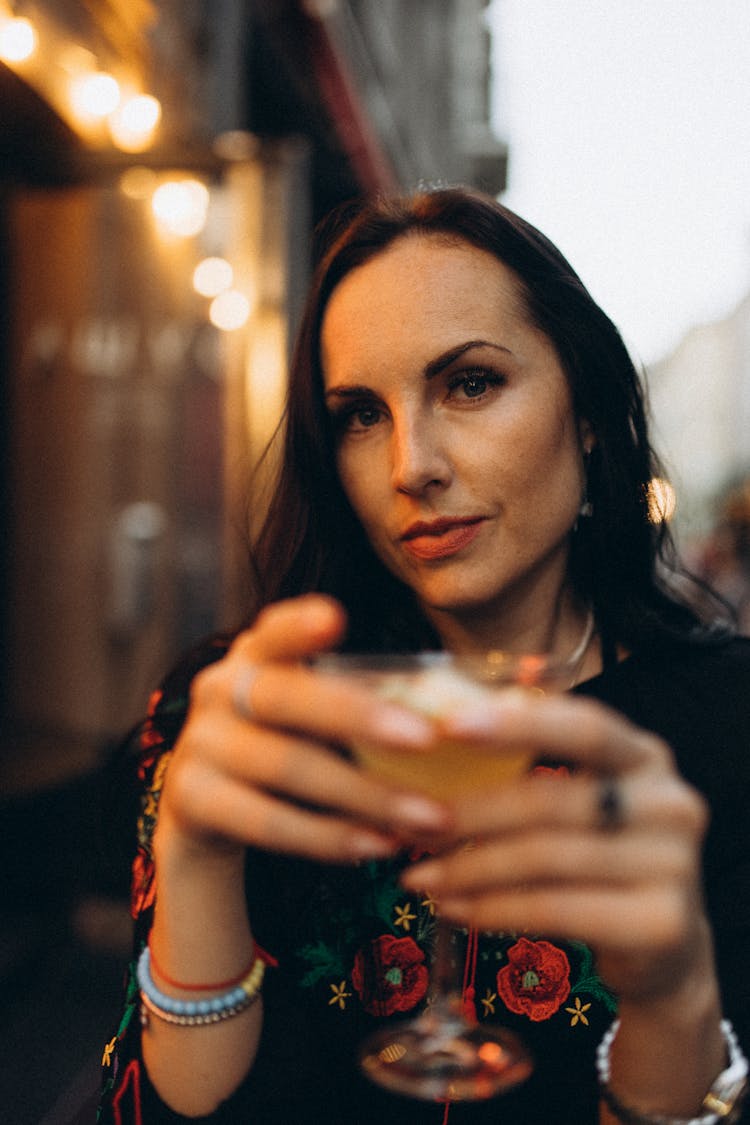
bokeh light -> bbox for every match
[151,179,209,238]
[209,290,251,331]
[70,72,121,120]
[193,257,234,298]
[647,477,677,523]
[109,94,161,152]
[0,18,37,63]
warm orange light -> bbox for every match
[151,179,209,237]
[0,17,37,63]
[70,72,121,120]
[119,166,158,200]
[209,289,251,331]
[109,94,161,152]
[193,257,234,297]
[646,477,677,523]
[477,1041,506,1066]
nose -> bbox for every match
[391,412,451,495]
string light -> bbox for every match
[193,257,234,298]
[209,290,251,331]
[109,93,161,152]
[69,72,121,120]
[151,179,210,238]
[646,477,677,523]
[0,16,37,63]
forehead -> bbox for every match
[320,234,530,374]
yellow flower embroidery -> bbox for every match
[394,903,417,931]
[480,989,497,1016]
[565,996,591,1027]
[421,894,437,916]
[152,752,172,792]
[328,981,351,1010]
[102,1036,117,1067]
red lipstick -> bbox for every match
[401,517,485,560]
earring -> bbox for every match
[575,447,594,527]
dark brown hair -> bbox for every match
[250,186,707,651]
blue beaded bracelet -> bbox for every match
[137,946,265,1027]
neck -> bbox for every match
[424,583,595,669]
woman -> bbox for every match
[99,188,750,1124]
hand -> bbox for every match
[400,690,711,1005]
[155,595,450,865]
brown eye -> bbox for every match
[448,369,504,402]
[462,373,489,397]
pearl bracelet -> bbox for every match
[597,1017,749,1125]
[137,946,265,1028]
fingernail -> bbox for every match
[436,897,469,920]
[401,861,441,889]
[440,704,497,737]
[349,832,398,860]
[376,708,433,746]
[392,794,447,829]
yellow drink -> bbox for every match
[353,739,529,800]
[351,662,532,799]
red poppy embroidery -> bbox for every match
[496,937,571,1022]
[130,848,156,919]
[352,935,429,1017]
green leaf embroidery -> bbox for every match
[569,941,618,1013]
[299,940,347,988]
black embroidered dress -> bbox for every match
[99,637,750,1124]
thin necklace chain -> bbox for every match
[566,608,595,689]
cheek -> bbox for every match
[336,452,386,530]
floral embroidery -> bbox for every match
[352,935,429,1017]
[130,848,155,920]
[480,988,497,1016]
[328,981,352,1010]
[569,940,617,1013]
[496,937,571,1022]
[100,640,620,1125]
[394,903,417,931]
[565,996,591,1026]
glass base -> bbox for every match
[359,1008,533,1102]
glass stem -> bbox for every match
[429,917,466,1015]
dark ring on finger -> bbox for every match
[597,776,626,831]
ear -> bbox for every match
[578,418,596,455]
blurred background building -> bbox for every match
[0,1,506,1120]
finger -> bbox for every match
[232,594,347,663]
[439,691,672,775]
[401,827,698,899]
[432,883,692,955]
[168,766,402,863]
[444,772,708,840]
[184,712,451,836]
[199,658,435,751]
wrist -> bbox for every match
[598,1017,748,1125]
[154,805,247,871]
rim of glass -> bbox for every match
[313,649,577,686]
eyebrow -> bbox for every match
[324,339,512,401]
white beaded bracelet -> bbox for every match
[137,946,265,1028]
[597,1017,748,1125]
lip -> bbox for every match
[400,516,486,560]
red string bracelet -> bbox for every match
[148,940,257,992]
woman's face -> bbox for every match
[320,234,591,644]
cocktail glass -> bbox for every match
[315,650,572,1102]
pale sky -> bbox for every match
[487,0,750,367]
